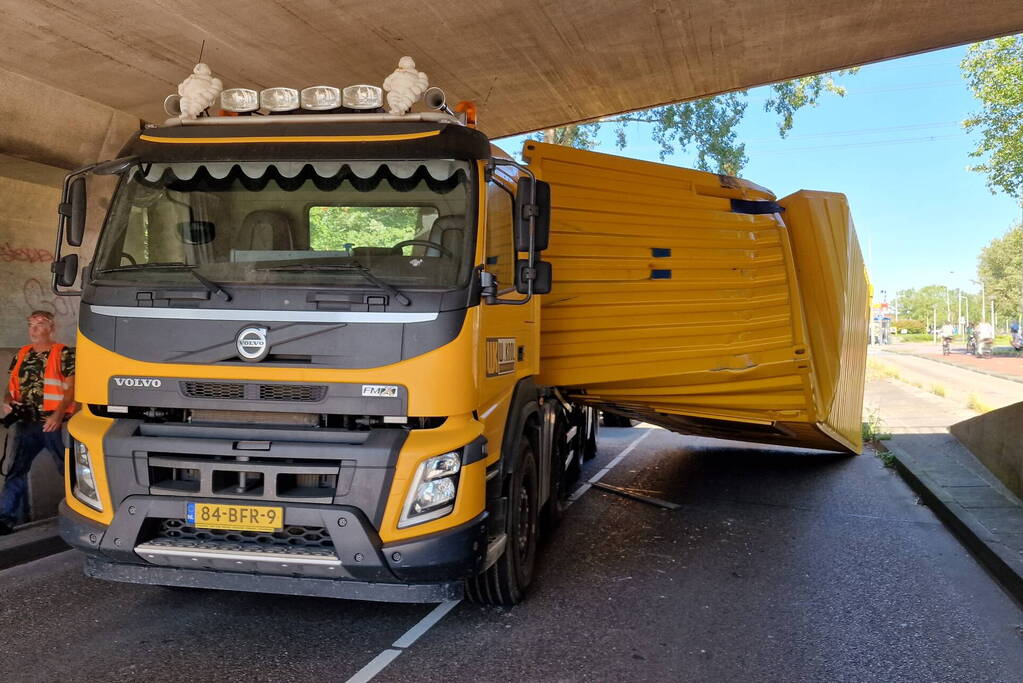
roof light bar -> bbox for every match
[301,86,341,111]
[343,85,383,110]
[220,88,259,113]
[260,87,300,112]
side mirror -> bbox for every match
[178,220,216,244]
[64,177,87,247]
[52,253,79,287]
[514,178,551,252]
[515,258,552,295]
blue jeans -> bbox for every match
[0,422,66,525]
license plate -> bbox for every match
[186,502,283,532]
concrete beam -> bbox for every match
[0,67,140,170]
[1,1,1022,137]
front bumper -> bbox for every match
[59,498,487,603]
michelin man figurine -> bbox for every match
[383,57,429,115]
[178,63,223,119]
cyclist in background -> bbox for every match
[940,321,955,356]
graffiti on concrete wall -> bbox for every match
[22,277,75,317]
[0,242,54,264]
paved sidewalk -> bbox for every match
[866,377,1023,603]
[0,518,66,570]
[883,341,1023,384]
[869,348,1023,414]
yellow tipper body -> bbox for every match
[526,142,867,454]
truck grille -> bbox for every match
[156,518,334,549]
[148,454,345,503]
[182,381,244,400]
[259,384,327,402]
[136,520,342,573]
[181,381,327,403]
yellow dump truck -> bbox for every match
[51,81,866,605]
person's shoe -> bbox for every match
[0,519,14,535]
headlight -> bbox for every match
[301,86,341,110]
[220,88,259,113]
[73,441,103,511]
[260,87,300,112]
[343,84,383,110]
[399,451,461,528]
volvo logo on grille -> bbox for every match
[236,326,269,362]
[113,377,162,388]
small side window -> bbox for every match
[486,182,515,290]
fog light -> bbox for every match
[260,87,300,112]
[301,86,341,110]
[221,88,259,113]
[73,441,103,511]
[343,85,383,110]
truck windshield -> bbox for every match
[93,161,474,290]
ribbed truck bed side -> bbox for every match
[525,142,866,453]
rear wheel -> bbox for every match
[466,439,538,606]
[542,415,572,533]
[582,407,599,461]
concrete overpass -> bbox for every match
[0,1,1022,520]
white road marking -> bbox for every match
[391,599,461,649]
[567,429,652,505]
[346,429,652,682]
[345,649,403,683]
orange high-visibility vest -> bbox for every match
[8,344,74,414]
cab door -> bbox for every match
[476,169,538,463]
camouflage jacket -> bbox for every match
[7,347,76,420]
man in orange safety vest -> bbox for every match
[0,310,75,535]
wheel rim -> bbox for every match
[516,483,531,560]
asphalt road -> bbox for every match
[2,426,1022,683]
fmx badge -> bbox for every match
[362,385,398,398]
[486,338,516,376]
[236,326,269,362]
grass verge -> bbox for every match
[967,393,994,414]
[862,408,893,466]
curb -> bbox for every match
[0,519,68,571]
[886,442,1023,606]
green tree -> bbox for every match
[977,224,1023,321]
[309,206,421,252]
[895,285,951,324]
[895,285,994,328]
[962,35,1023,198]
[527,71,856,175]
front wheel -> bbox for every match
[466,439,538,606]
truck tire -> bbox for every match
[582,407,598,461]
[466,439,538,606]
[542,416,571,534]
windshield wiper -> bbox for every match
[97,262,232,302]
[261,262,411,306]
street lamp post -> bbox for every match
[972,279,985,322]
[957,288,962,329]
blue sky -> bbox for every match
[498,43,1022,299]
